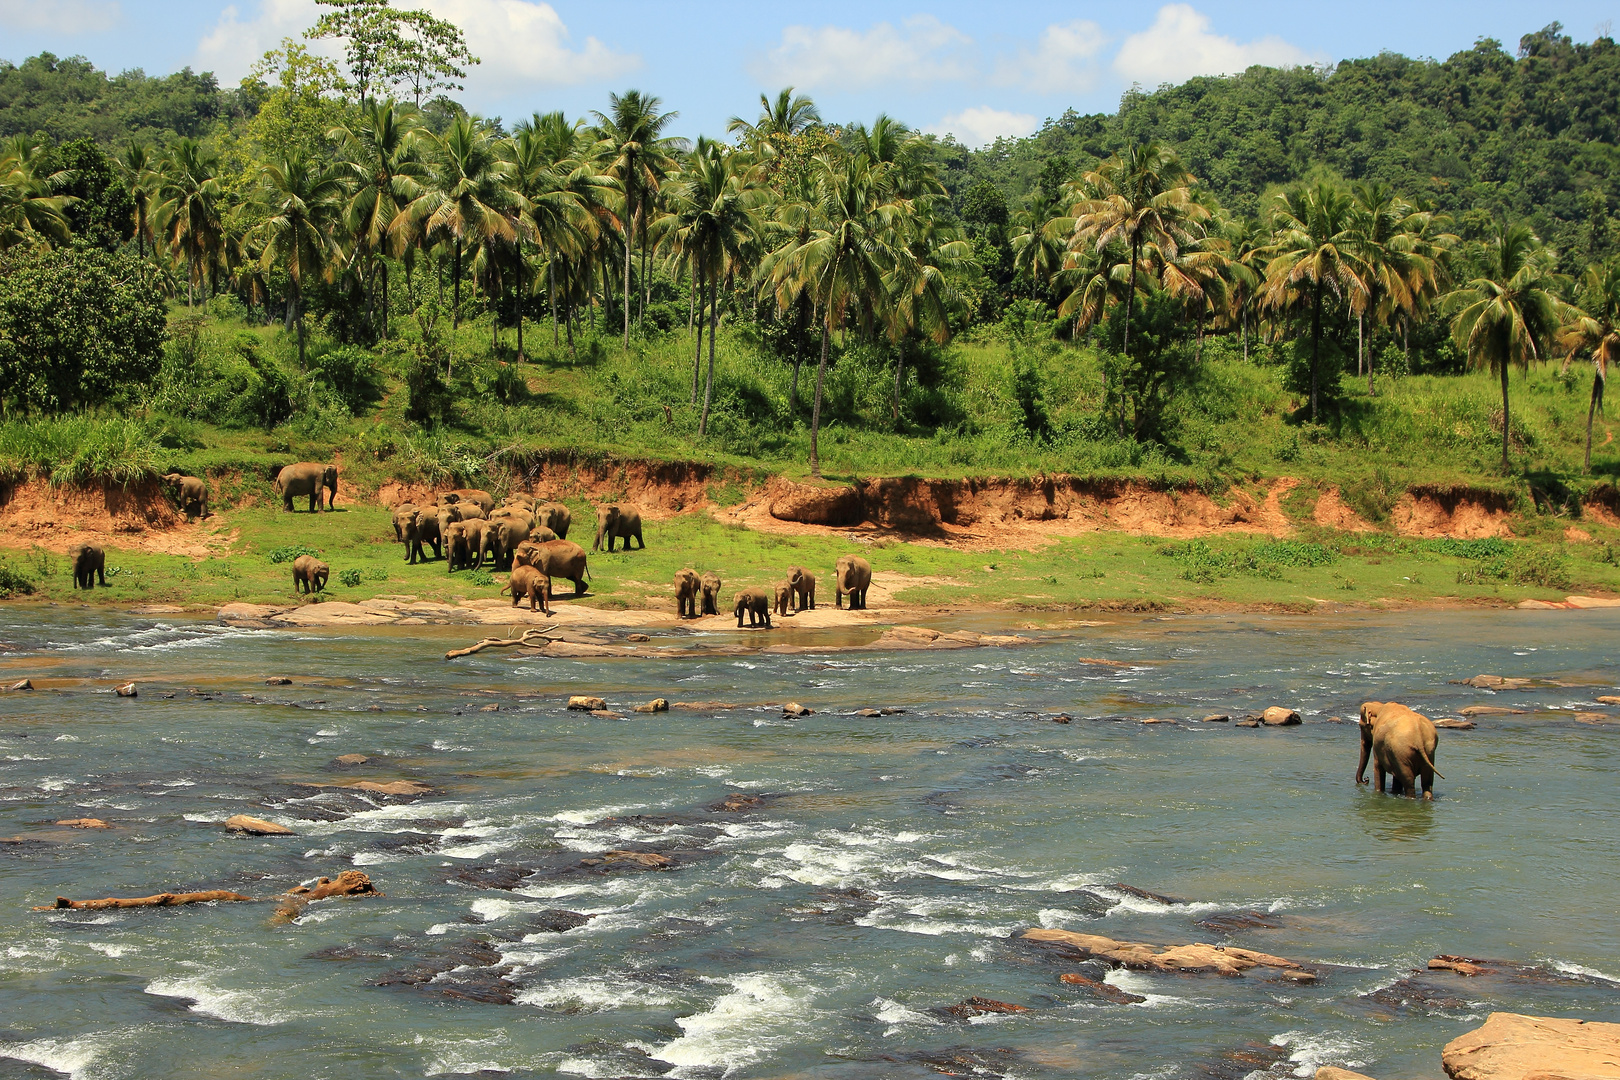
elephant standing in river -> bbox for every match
[1358,701,1444,799]
[274,463,338,512]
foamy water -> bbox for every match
[1,607,1618,1079]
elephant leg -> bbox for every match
[573,576,586,597]
[97,567,107,586]
[1374,763,1387,793]
[635,533,644,549]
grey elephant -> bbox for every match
[274,462,338,512]
[593,503,644,552]
[522,539,590,597]
[292,554,329,594]
[487,514,532,571]
[390,502,417,542]
[406,508,442,564]
[538,502,572,539]
[675,568,702,618]
[700,571,722,616]
[735,587,772,628]
[503,564,551,614]
[1358,701,1444,799]
[835,555,872,609]
[72,544,107,589]
[446,519,493,572]
[787,566,816,611]
[163,473,210,520]
[773,584,792,616]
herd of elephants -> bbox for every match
[61,463,1444,801]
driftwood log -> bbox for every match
[445,626,560,660]
[37,871,380,913]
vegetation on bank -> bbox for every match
[2,498,1617,614]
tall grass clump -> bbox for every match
[0,416,164,486]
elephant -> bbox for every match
[163,473,210,520]
[835,555,872,610]
[391,503,417,542]
[787,566,816,611]
[502,493,538,514]
[487,514,532,571]
[503,564,552,614]
[72,544,106,589]
[675,568,702,618]
[522,539,590,597]
[774,584,792,616]
[274,462,338,512]
[439,488,494,515]
[292,555,329,594]
[537,502,572,539]
[406,508,443,564]
[700,571,722,616]
[735,587,772,628]
[593,503,644,552]
[492,506,536,532]
[434,504,480,561]
[1358,701,1444,799]
[446,519,493,572]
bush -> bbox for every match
[266,544,320,564]
[0,416,163,485]
[338,568,362,587]
[0,560,35,598]
[308,345,379,413]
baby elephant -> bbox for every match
[292,554,330,594]
[675,568,702,618]
[72,544,107,589]
[503,565,552,615]
[735,587,773,628]
[1358,701,1444,799]
[163,473,210,520]
[773,584,792,616]
[787,565,816,611]
[700,571,722,615]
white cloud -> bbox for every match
[0,0,120,33]
[926,106,1037,148]
[752,15,974,89]
[1113,4,1316,87]
[195,0,637,96]
[998,19,1109,94]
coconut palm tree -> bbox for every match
[1443,224,1573,472]
[254,151,348,368]
[1557,259,1620,472]
[728,87,821,155]
[331,99,425,340]
[0,135,73,250]
[591,91,684,347]
[391,116,515,331]
[1010,190,1074,304]
[1259,181,1368,421]
[118,142,160,259]
[151,139,224,308]
[1349,183,1453,394]
[766,152,902,475]
[1069,141,1209,432]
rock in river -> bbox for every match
[1262,707,1301,726]
[1020,928,1311,979]
[568,695,607,711]
[1441,1012,1620,1080]
[225,814,295,836]
[115,682,137,697]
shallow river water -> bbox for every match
[1,607,1618,1080]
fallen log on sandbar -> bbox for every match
[445,626,560,659]
[39,889,253,910]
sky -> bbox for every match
[4,0,1619,146]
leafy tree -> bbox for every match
[253,152,347,367]
[0,135,73,250]
[42,138,133,251]
[1444,224,1573,470]
[244,41,349,163]
[391,8,479,108]
[306,0,398,104]
[1557,258,1620,471]
[0,53,226,148]
[728,87,822,156]
[0,247,166,414]
[592,90,684,347]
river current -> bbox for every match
[0,607,1617,1080]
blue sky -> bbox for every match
[4,0,1618,144]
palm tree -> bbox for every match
[254,152,347,368]
[118,142,159,259]
[1069,142,1208,432]
[1259,182,1368,421]
[392,117,515,331]
[728,87,821,155]
[886,209,970,417]
[151,139,224,308]
[591,91,684,347]
[0,135,73,250]
[766,152,902,475]
[332,99,424,341]
[1557,259,1620,472]
[1010,190,1073,304]
[1443,224,1573,471]
[1348,183,1453,394]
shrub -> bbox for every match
[266,544,320,564]
[338,568,362,587]
[469,569,494,586]
[0,560,34,598]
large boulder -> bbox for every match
[1262,707,1301,726]
[225,814,295,836]
[1441,1012,1620,1080]
[768,481,865,526]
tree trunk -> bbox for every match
[1368,325,1376,397]
[1585,365,1604,473]
[1195,311,1204,364]
[380,261,389,341]
[452,239,462,328]
[1241,313,1248,363]
[700,272,720,434]
[688,255,696,339]
[810,319,830,477]
[892,347,904,421]
[187,241,196,308]
[1310,278,1322,421]
[622,195,633,350]
[1120,242,1138,437]
[550,260,558,347]
[1357,312,1364,376]
[1499,359,1511,472]
[639,224,649,326]
[691,264,706,404]
[292,285,305,370]
[516,252,525,362]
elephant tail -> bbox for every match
[1418,746,1445,780]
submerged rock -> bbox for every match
[1442,1012,1620,1080]
[1059,972,1146,1004]
[1235,719,1260,727]
[783,702,813,716]
[1104,883,1188,906]
[265,677,293,685]
[1460,705,1523,716]
[579,850,673,870]
[56,818,113,829]
[333,754,370,766]
[1456,674,1534,689]
[1020,928,1309,978]
[634,698,670,713]
[933,996,1031,1020]
[1435,718,1477,729]
[1202,713,1230,722]
[224,814,295,836]
[1314,1069,1378,1080]
[588,709,623,719]
[1196,910,1284,935]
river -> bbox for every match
[1,607,1617,1080]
